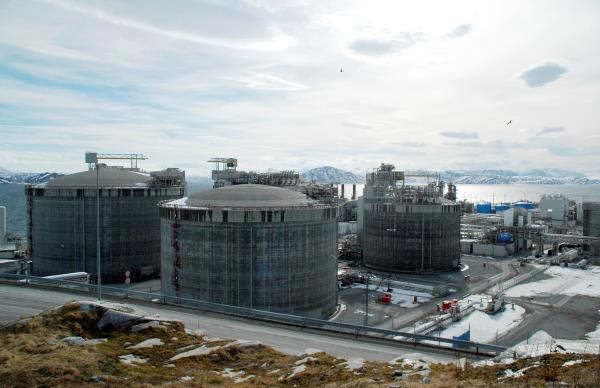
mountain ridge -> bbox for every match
[3,165,599,185]
[301,166,364,184]
[0,170,63,184]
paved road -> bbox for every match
[0,284,465,363]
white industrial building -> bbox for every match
[539,195,570,222]
[503,207,532,227]
[0,206,18,259]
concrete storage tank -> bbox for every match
[583,202,600,256]
[159,184,338,318]
[26,166,185,282]
[362,164,461,273]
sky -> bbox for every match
[0,0,599,176]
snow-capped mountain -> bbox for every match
[440,169,599,184]
[0,166,13,177]
[302,166,364,184]
[0,166,62,184]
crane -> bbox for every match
[85,153,147,170]
[207,157,237,171]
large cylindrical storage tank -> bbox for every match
[159,184,338,319]
[26,167,185,282]
[362,201,461,272]
[583,202,600,237]
[494,203,510,213]
[514,201,535,210]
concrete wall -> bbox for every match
[160,208,338,319]
[362,202,461,272]
[27,187,183,282]
[583,202,600,237]
[463,242,515,257]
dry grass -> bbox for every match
[1,301,599,387]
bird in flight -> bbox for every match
[506,120,512,125]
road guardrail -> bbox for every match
[0,273,507,356]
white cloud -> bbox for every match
[36,0,295,51]
[439,131,479,140]
[446,23,472,38]
[0,0,599,174]
[534,127,566,136]
[238,73,308,91]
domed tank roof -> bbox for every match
[46,168,153,188]
[185,184,316,208]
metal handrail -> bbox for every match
[0,273,507,355]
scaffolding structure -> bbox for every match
[208,157,337,203]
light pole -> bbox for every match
[85,152,101,301]
[96,159,101,300]
[365,275,369,327]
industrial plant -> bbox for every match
[25,154,185,282]
[159,184,338,318]
[4,152,600,359]
[359,163,461,273]
[209,157,338,202]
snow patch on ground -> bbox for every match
[220,368,254,382]
[298,348,322,357]
[344,358,365,370]
[500,330,600,359]
[127,338,164,349]
[119,354,148,365]
[388,354,433,369]
[170,339,261,361]
[235,375,254,383]
[288,364,306,379]
[563,359,586,367]
[56,336,107,346]
[505,266,600,298]
[184,328,207,337]
[501,364,538,379]
[436,304,526,343]
[205,337,224,342]
[220,368,245,379]
[295,356,317,365]
[170,345,220,360]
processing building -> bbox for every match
[159,184,338,318]
[26,166,185,282]
[361,163,461,273]
[208,157,338,202]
